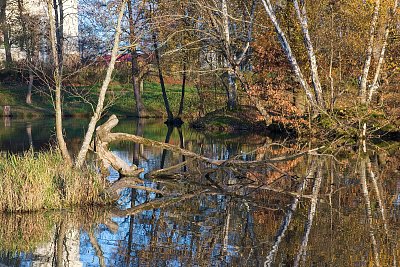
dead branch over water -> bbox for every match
[95,115,323,176]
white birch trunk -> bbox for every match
[74,0,126,168]
[260,0,318,108]
[367,0,398,103]
[221,0,237,110]
[360,0,381,104]
[293,0,325,108]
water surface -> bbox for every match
[0,117,399,266]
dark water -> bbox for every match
[0,117,400,266]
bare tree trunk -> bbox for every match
[139,79,144,94]
[74,0,127,168]
[226,69,237,110]
[178,61,186,118]
[0,0,12,66]
[26,69,33,104]
[53,0,64,69]
[260,0,318,110]
[329,4,334,112]
[152,32,174,122]
[3,27,11,65]
[360,0,381,104]
[47,0,72,164]
[367,0,398,103]
[17,0,34,104]
[127,0,146,117]
[293,0,325,108]
[221,0,237,110]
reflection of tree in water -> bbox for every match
[2,118,400,266]
[95,136,400,266]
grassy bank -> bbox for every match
[0,149,108,212]
[0,80,211,119]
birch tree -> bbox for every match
[219,0,256,110]
[367,0,399,104]
[292,0,325,108]
[260,0,319,110]
[74,0,127,167]
[359,0,381,104]
[190,0,256,110]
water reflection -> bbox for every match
[0,118,400,266]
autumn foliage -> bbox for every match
[249,28,307,129]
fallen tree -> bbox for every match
[93,114,324,201]
[94,114,323,177]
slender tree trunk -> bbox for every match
[17,0,34,104]
[178,61,186,118]
[47,0,72,164]
[293,0,325,108]
[139,79,144,94]
[221,0,238,110]
[329,4,334,112]
[127,0,146,117]
[360,0,381,104]
[368,0,398,103]
[260,0,318,110]
[3,25,11,64]
[75,0,127,168]
[226,68,238,110]
[0,0,12,65]
[53,0,64,69]
[0,0,12,66]
[152,32,174,122]
[26,69,33,104]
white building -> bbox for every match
[0,0,78,64]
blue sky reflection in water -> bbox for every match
[0,117,400,266]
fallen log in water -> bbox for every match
[94,115,324,178]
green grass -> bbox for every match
[101,81,201,117]
[0,149,109,212]
[0,80,207,118]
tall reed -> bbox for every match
[0,149,109,212]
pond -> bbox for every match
[0,117,399,266]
